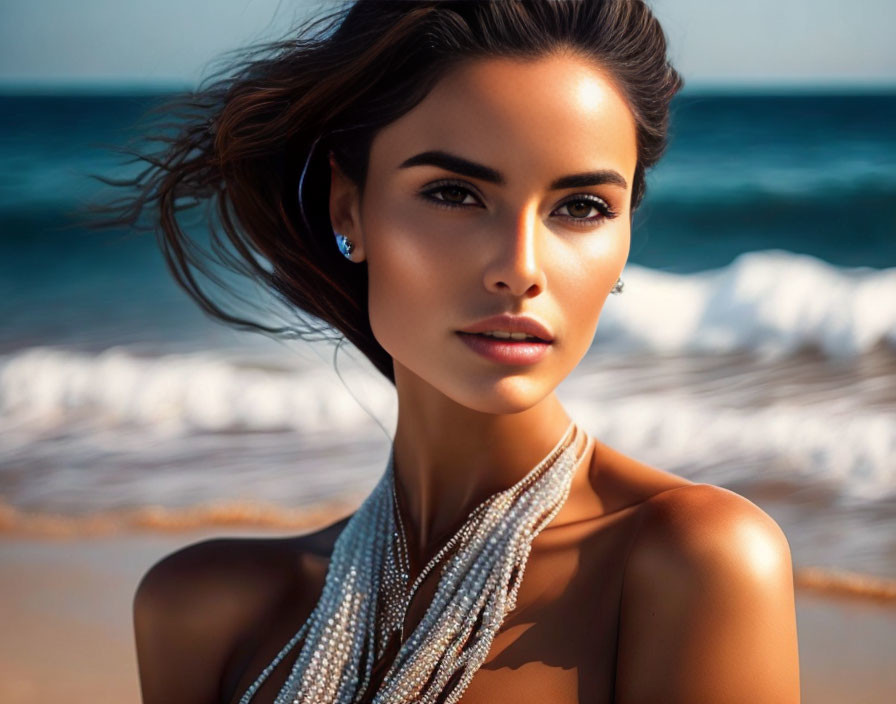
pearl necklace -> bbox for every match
[238,420,592,704]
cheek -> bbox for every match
[562,222,630,321]
[361,198,463,354]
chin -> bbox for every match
[390,351,559,414]
[443,375,554,415]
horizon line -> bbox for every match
[0,78,894,97]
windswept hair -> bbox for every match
[94,0,683,383]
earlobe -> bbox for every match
[328,151,365,262]
[334,231,357,262]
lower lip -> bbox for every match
[455,332,552,365]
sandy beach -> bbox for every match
[1,526,894,704]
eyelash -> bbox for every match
[417,179,620,226]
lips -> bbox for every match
[457,313,554,342]
[455,313,554,365]
[455,331,551,365]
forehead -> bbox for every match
[368,52,638,183]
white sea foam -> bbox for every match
[599,250,896,358]
[566,393,895,501]
[1,347,893,504]
[1,251,894,509]
[0,346,393,437]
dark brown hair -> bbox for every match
[96,0,683,384]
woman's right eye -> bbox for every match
[418,181,482,209]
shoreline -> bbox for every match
[2,499,894,604]
[1,530,894,704]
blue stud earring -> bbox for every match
[334,231,355,260]
[610,277,624,295]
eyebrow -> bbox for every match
[398,149,628,190]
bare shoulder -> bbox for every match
[615,483,800,703]
[587,439,697,513]
[133,514,351,704]
[632,482,792,567]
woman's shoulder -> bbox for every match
[586,440,793,591]
[135,510,353,603]
[587,438,698,513]
[132,513,353,704]
[632,479,790,562]
[598,430,792,577]
[590,438,783,533]
[613,476,800,701]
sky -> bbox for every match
[0,0,894,89]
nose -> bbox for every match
[482,203,548,298]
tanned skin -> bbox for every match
[134,53,801,703]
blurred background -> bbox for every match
[0,1,894,702]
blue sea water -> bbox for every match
[0,92,894,582]
[1,92,894,350]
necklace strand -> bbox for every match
[386,425,578,643]
[238,420,592,704]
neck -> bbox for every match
[390,367,578,566]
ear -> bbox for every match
[328,151,366,262]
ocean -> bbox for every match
[1,92,894,591]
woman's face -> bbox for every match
[331,52,638,414]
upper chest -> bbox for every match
[225,504,641,704]
[451,506,638,704]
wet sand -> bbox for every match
[0,530,894,704]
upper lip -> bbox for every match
[457,313,554,342]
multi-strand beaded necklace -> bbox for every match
[239,420,592,704]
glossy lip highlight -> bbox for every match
[457,313,554,342]
[455,331,552,365]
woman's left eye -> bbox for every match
[418,181,618,225]
[554,197,617,224]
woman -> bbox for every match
[123,1,801,702]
